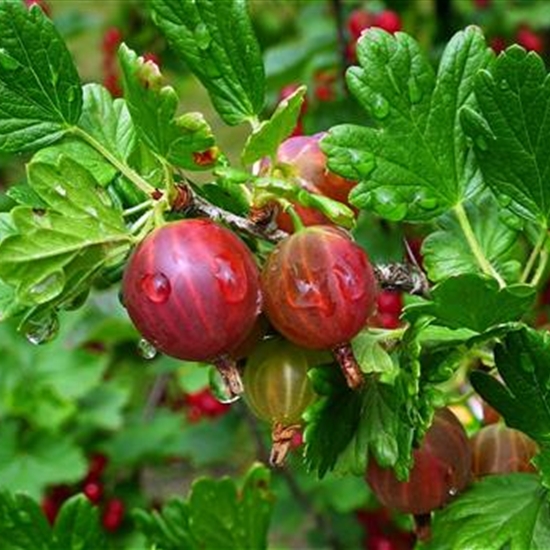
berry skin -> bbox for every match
[366,408,472,516]
[377,291,403,316]
[83,481,103,505]
[471,424,538,477]
[262,226,377,350]
[102,499,125,532]
[122,219,261,363]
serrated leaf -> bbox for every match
[461,46,550,226]
[135,464,273,550]
[242,85,306,165]
[0,0,82,152]
[6,185,47,208]
[323,27,493,222]
[0,279,22,321]
[470,328,550,486]
[0,157,131,307]
[0,491,53,550]
[423,191,523,283]
[404,274,536,332]
[118,44,216,170]
[351,330,397,379]
[422,474,550,550]
[151,0,265,125]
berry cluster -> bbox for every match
[41,453,125,532]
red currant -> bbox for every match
[83,481,103,505]
[516,26,543,53]
[471,424,537,477]
[373,11,402,34]
[41,496,59,525]
[102,499,125,532]
[122,219,262,395]
[86,453,108,482]
[366,408,472,517]
[377,291,403,316]
[348,9,374,40]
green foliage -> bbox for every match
[422,474,550,550]
[471,328,550,486]
[118,44,216,170]
[462,46,550,227]
[135,464,273,550]
[323,27,492,222]
[150,0,265,126]
[0,493,107,550]
[0,0,82,152]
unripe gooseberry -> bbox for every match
[471,424,538,477]
[366,409,472,519]
[243,337,323,466]
[261,225,377,388]
[122,219,261,395]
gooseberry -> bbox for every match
[471,424,537,477]
[122,219,262,395]
[261,225,377,387]
[366,408,471,536]
[243,337,322,465]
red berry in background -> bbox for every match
[314,72,337,102]
[102,27,123,55]
[516,26,544,53]
[83,481,103,505]
[184,388,230,421]
[25,0,51,16]
[348,9,374,40]
[366,408,472,516]
[471,424,538,477]
[473,0,491,8]
[490,36,508,54]
[41,496,59,525]
[122,219,262,395]
[143,51,160,66]
[377,291,403,316]
[86,453,108,482]
[102,499,125,532]
[373,10,402,34]
[262,226,377,351]
[372,311,401,330]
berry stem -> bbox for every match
[521,228,547,283]
[413,513,432,542]
[213,354,244,397]
[333,343,364,389]
[270,422,301,467]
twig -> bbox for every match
[142,372,171,421]
[374,263,431,297]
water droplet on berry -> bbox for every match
[371,94,390,119]
[213,255,247,303]
[140,273,171,304]
[23,311,59,345]
[407,76,423,104]
[209,367,241,404]
[137,338,157,359]
[194,23,211,50]
[333,264,364,300]
[0,49,19,71]
[28,271,64,303]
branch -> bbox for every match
[374,263,430,297]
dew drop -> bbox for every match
[194,23,212,50]
[137,338,157,360]
[22,311,59,345]
[371,94,390,119]
[212,254,247,303]
[0,48,19,71]
[407,77,423,104]
[209,367,241,404]
[29,271,64,303]
[448,486,458,497]
[140,272,171,304]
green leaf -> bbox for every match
[241,85,306,165]
[422,474,550,550]
[323,27,493,221]
[118,44,216,170]
[351,330,398,379]
[6,184,47,208]
[0,491,53,550]
[470,328,550,485]
[0,0,82,152]
[461,46,550,226]
[135,464,273,550]
[423,191,523,283]
[52,495,107,550]
[0,157,131,307]
[150,0,265,125]
[78,83,136,164]
[0,279,22,321]
[0,422,87,499]
[404,274,536,332]
[303,368,413,479]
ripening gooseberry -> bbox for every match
[122,219,262,395]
